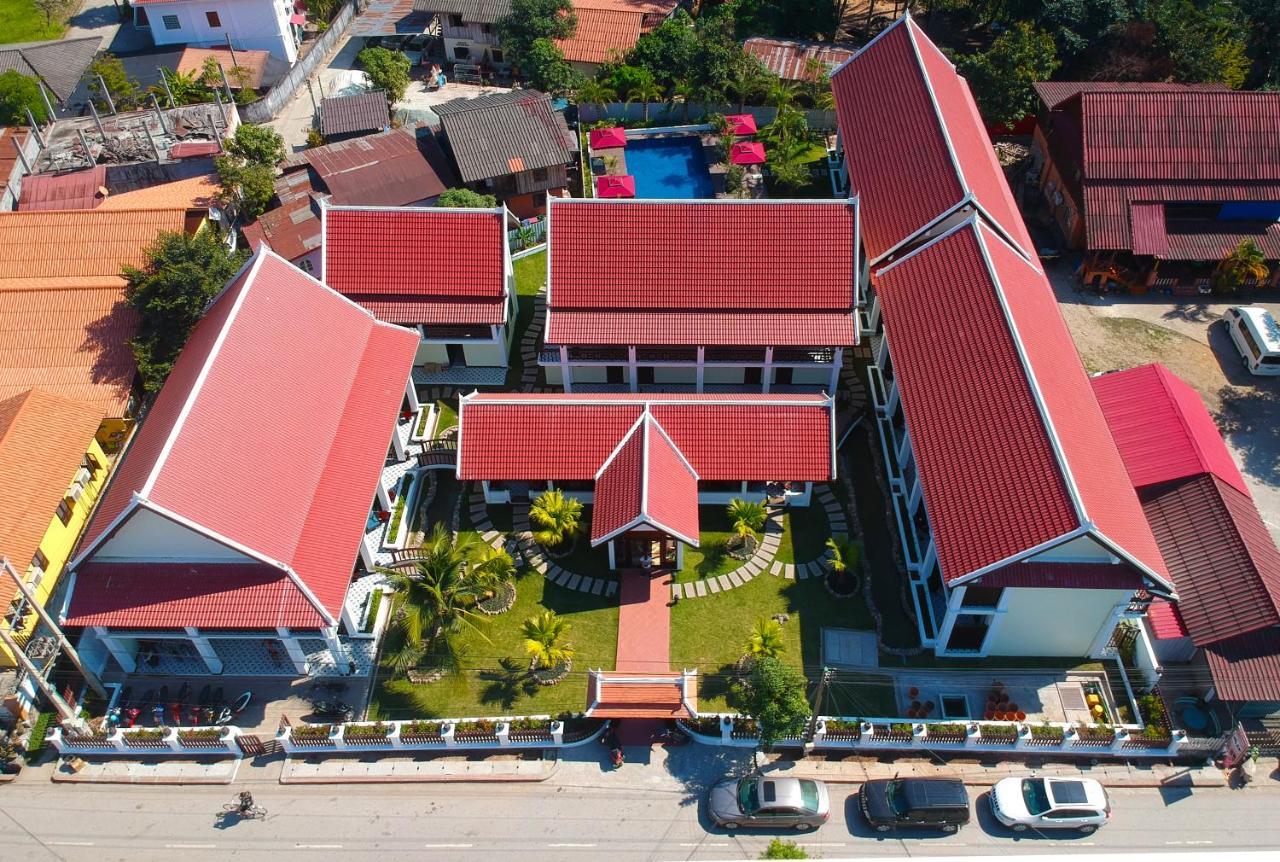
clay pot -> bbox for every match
[1015,711,1027,721]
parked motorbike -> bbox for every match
[309,699,353,721]
[652,724,689,746]
[216,691,252,726]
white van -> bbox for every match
[1225,306,1280,376]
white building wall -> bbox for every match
[463,342,507,367]
[983,587,1130,656]
[139,0,298,63]
[416,341,449,365]
[1028,534,1117,563]
[571,366,608,383]
[703,366,747,385]
[653,366,696,384]
[91,507,253,563]
[545,365,564,386]
[789,366,834,386]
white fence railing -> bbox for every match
[579,102,838,131]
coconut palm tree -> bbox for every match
[627,78,665,124]
[744,617,786,660]
[825,535,862,593]
[666,78,697,123]
[1214,240,1270,293]
[530,488,583,549]
[727,498,767,545]
[576,79,616,113]
[767,80,802,111]
[724,55,773,112]
[521,610,574,671]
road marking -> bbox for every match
[48,841,94,847]
[424,844,475,849]
[166,844,216,849]
[799,843,846,847]
[1168,840,1214,845]
[547,843,596,848]
[295,844,343,849]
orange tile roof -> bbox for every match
[0,388,103,609]
[175,46,270,90]
[558,0,676,65]
[98,174,220,211]
[0,207,191,417]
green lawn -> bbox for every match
[0,0,67,44]
[672,507,747,584]
[775,501,831,565]
[506,250,546,387]
[434,399,457,433]
[368,572,618,719]
[670,571,881,713]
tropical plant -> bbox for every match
[766,80,802,111]
[153,68,207,106]
[761,103,808,150]
[529,489,584,548]
[521,610,574,670]
[1214,239,1270,293]
[729,656,811,748]
[437,188,498,208]
[575,78,617,111]
[0,70,47,125]
[724,54,773,112]
[376,524,507,675]
[825,535,862,593]
[666,78,697,123]
[627,77,664,123]
[767,147,812,192]
[727,497,767,542]
[744,617,786,660]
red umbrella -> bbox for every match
[730,141,766,165]
[595,175,636,198]
[725,113,757,136]
[588,126,627,150]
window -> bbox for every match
[206,10,221,26]
[532,167,549,182]
[56,499,73,526]
[491,48,504,63]
[163,13,181,29]
[84,452,101,477]
[1238,320,1263,360]
[298,258,314,273]
[449,13,463,26]
[453,44,471,60]
[135,7,149,26]
[33,550,48,571]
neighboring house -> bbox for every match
[63,249,419,678]
[133,0,303,64]
[0,37,102,108]
[1030,82,1280,292]
[412,0,511,68]
[832,14,1173,658]
[457,392,834,568]
[244,128,457,273]
[0,390,109,675]
[743,36,854,81]
[0,179,220,444]
[433,90,574,218]
[556,0,680,76]
[175,45,277,91]
[319,91,390,143]
[1095,363,1280,720]
[540,197,861,394]
[321,204,516,387]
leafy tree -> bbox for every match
[1214,239,1270,292]
[88,53,141,111]
[34,0,72,26]
[627,9,701,89]
[600,65,656,102]
[497,0,576,65]
[575,78,617,114]
[214,157,276,220]
[825,535,862,593]
[523,37,579,94]
[627,76,664,123]
[665,78,698,122]
[761,839,810,859]
[357,46,411,105]
[957,22,1061,127]
[1238,0,1280,86]
[729,656,811,747]
[530,489,584,548]
[768,148,812,191]
[1004,0,1131,60]
[225,123,286,166]
[744,618,786,660]
[123,231,249,391]
[437,188,498,207]
[0,70,47,125]
[521,611,573,670]
[1149,0,1251,87]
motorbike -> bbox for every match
[216,691,252,726]
[652,724,690,746]
[600,726,624,768]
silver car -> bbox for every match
[707,775,831,831]
[990,776,1111,834]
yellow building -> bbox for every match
[0,388,109,666]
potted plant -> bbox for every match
[824,535,862,597]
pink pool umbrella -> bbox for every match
[588,126,628,150]
[730,141,766,165]
[725,113,757,136]
[595,175,636,198]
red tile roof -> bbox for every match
[545,198,858,345]
[589,414,700,545]
[70,250,420,629]
[555,0,677,64]
[591,679,693,718]
[1203,628,1280,702]
[1093,363,1249,497]
[64,562,325,629]
[591,420,645,542]
[743,36,854,81]
[546,310,855,347]
[874,218,1168,587]
[831,15,1034,263]
[18,167,107,211]
[1146,598,1189,640]
[458,393,833,482]
[322,205,508,325]
[176,46,271,90]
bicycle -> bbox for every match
[220,802,268,820]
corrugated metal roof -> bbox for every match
[1033,81,1228,112]
[1203,628,1280,702]
[18,167,107,211]
[545,309,856,347]
[434,90,574,183]
[320,91,391,137]
[0,36,102,102]
[303,128,456,207]
[1084,181,1280,254]
[412,0,511,23]
[743,37,855,81]
[1128,202,1168,256]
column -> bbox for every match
[828,347,843,394]
[95,627,136,673]
[376,480,392,511]
[607,540,616,569]
[762,347,774,394]
[627,346,638,393]
[323,626,353,674]
[184,627,223,674]
[560,346,573,393]
[404,377,421,413]
[275,627,310,674]
[392,426,407,462]
[676,541,685,569]
[933,588,963,654]
[695,347,705,393]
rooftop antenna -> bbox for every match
[95,74,117,114]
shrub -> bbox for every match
[1030,723,1064,739]
[454,719,497,735]
[24,712,54,759]
[761,838,810,859]
[978,723,1017,740]
[124,728,167,742]
[509,717,553,732]
[291,723,334,739]
[343,722,392,739]
[178,728,224,742]
[400,720,443,736]
[926,723,967,737]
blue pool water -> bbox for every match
[625,135,714,199]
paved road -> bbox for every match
[3,765,1279,861]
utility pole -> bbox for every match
[2,559,108,699]
[805,666,832,743]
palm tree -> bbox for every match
[666,78,697,123]
[522,610,573,671]
[627,78,664,124]
[727,497,767,545]
[725,55,772,112]
[763,103,809,150]
[767,80,802,111]
[472,544,516,586]
[530,489,583,548]
[1214,240,1270,293]
[744,617,786,660]
[576,79,616,113]
[825,535,862,593]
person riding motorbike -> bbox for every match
[238,791,255,814]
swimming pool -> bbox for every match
[624,135,714,199]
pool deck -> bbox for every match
[587,129,730,198]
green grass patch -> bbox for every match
[368,573,618,719]
[0,0,67,44]
[776,502,831,566]
[386,474,413,544]
[670,571,876,713]
[506,251,546,388]
[434,399,457,433]
[514,250,546,296]
[361,589,384,634]
[673,507,747,584]
[24,711,53,761]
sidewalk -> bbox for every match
[50,757,242,785]
[280,753,557,784]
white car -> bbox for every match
[990,776,1110,834]
[1224,306,1280,376]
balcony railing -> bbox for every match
[704,347,766,363]
[422,324,491,340]
[772,346,836,364]
[635,347,697,362]
[569,346,628,362]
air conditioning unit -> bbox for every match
[74,467,91,485]
[67,482,84,502]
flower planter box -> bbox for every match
[1071,729,1116,747]
[822,721,861,741]
[343,723,393,745]
[122,730,168,749]
[976,724,1018,745]
[1027,728,1065,746]
[290,725,336,747]
[872,724,913,743]
[730,719,759,740]
[1122,735,1172,750]
[509,731,553,743]
[63,734,113,750]
[454,720,498,744]
[177,729,227,749]
[923,723,967,744]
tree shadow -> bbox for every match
[1216,380,1280,487]
[477,657,539,710]
[662,741,757,809]
[1163,301,1221,325]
